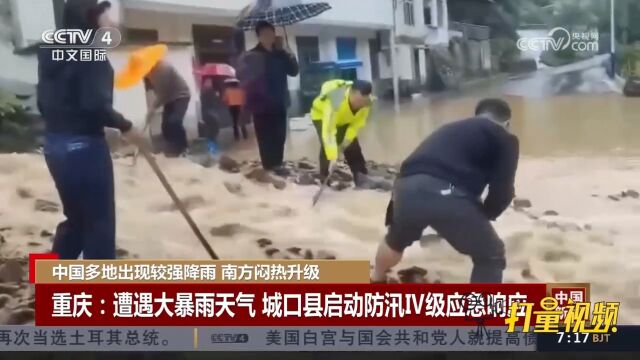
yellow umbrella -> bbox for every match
[115,44,168,89]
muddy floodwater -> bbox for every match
[2,57,640,325]
[281,58,640,162]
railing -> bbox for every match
[449,21,490,41]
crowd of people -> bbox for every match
[37,1,520,285]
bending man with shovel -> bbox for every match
[311,79,376,188]
[372,99,519,284]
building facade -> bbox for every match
[4,0,397,134]
[382,0,450,97]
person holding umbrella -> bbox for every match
[236,1,332,175]
[115,46,191,158]
[243,20,299,176]
[37,0,145,259]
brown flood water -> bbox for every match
[280,93,640,164]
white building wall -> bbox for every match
[4,0,392,133]
[9,0,55,48]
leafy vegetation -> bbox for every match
[0,90,38,152]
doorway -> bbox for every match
[413,48,421,88]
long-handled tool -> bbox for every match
[131,111,154,167]
[312,176,330,207]
[138,146,220,260]
[312,158,342,207]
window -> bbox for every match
[296,36,320,66]
[424,1,433,26]
[336,37,357,60]
[403,0,415,26]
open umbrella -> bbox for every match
[194,63,236,78]
[237,0,332,39]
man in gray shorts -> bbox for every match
[372,99,519,283]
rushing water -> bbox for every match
[2,56,640,323]
[275,56,640,164]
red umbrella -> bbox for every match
[194,63,236,77]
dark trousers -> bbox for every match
[229,105,248,140]
[44,133,116,259]
[312,120,367,178]
[385,174,506,283]
[253,107,287,170]
[162,97,190,156]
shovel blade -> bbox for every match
[312,187,325,206]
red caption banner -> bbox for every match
[35,284,546,326]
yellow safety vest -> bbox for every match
[310,79,372,161]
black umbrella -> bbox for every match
[237,0,332,40]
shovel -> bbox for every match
[312,158,342,207]
[131,111,154,167]
[138,145,220,260]
[312,176,330,207]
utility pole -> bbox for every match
[391,0,400,113]
[610,0,616,79]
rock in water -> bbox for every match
[297,160,315,170]
[543,210,559,216]
[16,187,33,199]
[245,168,272,184]
[219,155,240,173]
[296,173,316,186]
[210,224,253,237]
[116,248,130,259]
[223,182,243,195]
[521,268,537,281]
[316,250,337,260]
[265,248,280,258]
[513,198,532,209]
[542,249,581,263]
[34,199,59,213]
[272,178,287,190]
[0,294,12,307]
[256,238,273,248]
[0,284,19,295]
[0,260,25,283]
[333,181,351,191]
[333,169,353,182]
[6,308,35,325]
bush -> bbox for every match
[617,44,640,78]
[490,37,520,71]
[0,90,38,152]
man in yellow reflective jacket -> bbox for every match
[311,79,374,187]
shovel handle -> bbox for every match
[131,112,154,166]
[138,146,220,260]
